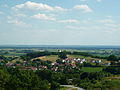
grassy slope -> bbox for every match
[35,55,58,62]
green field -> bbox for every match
[59,87,70,90]
[2,52,26,56]
[59,87,77,90]
[81,67,104,72]
[67,55,86,58]
[35,55,58,62]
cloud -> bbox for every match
[105,24,120,27]
[66,26,81,29]
[97,19,114,23]
[0,11,4,15]
[96,0,102,2]
[7,19,27,26]
[15,13,26,17]
[12,1,66,12]
[74,5,92,12]
[106,16,112,18]
[79,0,87,1]
[31,13,56,21]
[54,6,67,11]
[58,19,79,23]
[79,0,102,2]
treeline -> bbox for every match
[25,51,91,58]
[24,51,120,61]
[103,66,120,74]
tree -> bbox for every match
[0,69,9,89]
[50,81,60,90]
[107,55,118,61]
[5,69,49,89]
[0,55,5,59]
[58,52,67,59]
[103,66,120,74]
[56,59,63,64]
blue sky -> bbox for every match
[0,0,120,45]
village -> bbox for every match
[0,54,112,72]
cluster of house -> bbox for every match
[0,56,113,72]
[20,65,48,71]
[91,59,111,66]
[50,58,86,71]
[91,60,102,63]
[51,58,86,67]
[0,58,48,71]
[62,58,86,64]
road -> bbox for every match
[61,85,84,90]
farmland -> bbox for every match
[34,55,58,62]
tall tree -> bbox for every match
[58,52,67,59]
[107,55,118,61]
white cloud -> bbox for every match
[0,11,4,15]
[65,25,91,30]
[80,0,102,2]
[31,13,56,21]
[79,0,87,1]
[7,16,28,26]
[7,20,27,26]
[15,13,26,17]
[58,19,79,23]
[54,6,67,11]
[105,24,120,27]
[97,19,114,23]
[96,0,102,2]
[12,1,66,12]
[74,5,92,12]
[107,16,112,18]
[7,16,12,19]
[66,26,81,29]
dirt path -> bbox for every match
[61,85,84,90]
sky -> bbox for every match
[0,0,120,45]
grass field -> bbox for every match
[67,55,93,61]
[81,67,103,72]
[11,58,24,64]
[2,52,26,56]
[67,55,85,58]
[59,87,77,90]
[59,87,70,90]
[35,55,58,62]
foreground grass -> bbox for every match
[81,67,103,72]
